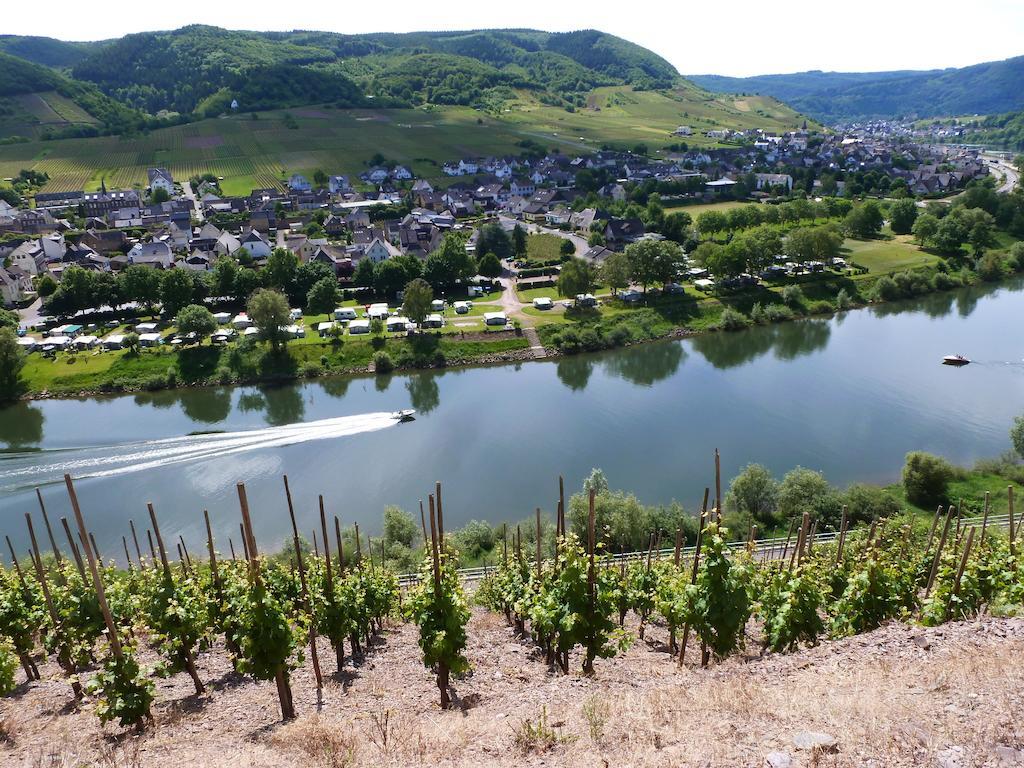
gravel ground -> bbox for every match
[2,609,1023,767]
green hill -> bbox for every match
[0,35,99,69]
[61,26,678,115]
[690,56,1024,122]
[0,51,143,139]
[961,110,1024,151]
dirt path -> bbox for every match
[2,612,1022,767]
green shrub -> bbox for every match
[373,351,394,374]
[215,365,234,384]
[976,252,1005,282]
[764,304,795,322]
[902,451,955,509]
[749,302,767,324]
[836,288,852,310]
[872,275,900,301]
[931,271,958,291]
[781,285,804,307]
[299,362,323,378]
[716,307,749,331]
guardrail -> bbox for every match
[395,513,1011,588]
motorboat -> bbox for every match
[942,354,970,367]
[393,409,416,422]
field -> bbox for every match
[0,91,98,141]
[0,84,811,195]
[842,235,941,273]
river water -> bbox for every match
[2,278,1023,558]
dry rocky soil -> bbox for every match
[2,608,1023,767]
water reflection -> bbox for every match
[319,376,352,399]
[602,341,686,386]
[0,403,44,449]
[405,372,440,414]
[691,318,831,370]
[556,356,593,391]
[236,386,307,426]
[132,388,233,423]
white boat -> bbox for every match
[942,354,970,367]
[393,409,416,423]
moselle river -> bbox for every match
[1,277,1022,559]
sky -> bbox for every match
[6,0,1024,77]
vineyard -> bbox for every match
[0,467,1023,766]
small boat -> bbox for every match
[393,409,416,423]
[942,354,970,367]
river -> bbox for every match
[2,278,1023,559]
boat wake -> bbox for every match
[0,412,399,492]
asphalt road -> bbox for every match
[982,155,1019,193]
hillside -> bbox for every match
[961,110,1024,151]
[57,26,678,116]
[0,35,99,69]
[0,86,810,195]
[690,55,1024,122]
[0,51,142,139]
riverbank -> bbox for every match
[11,228,1023,400]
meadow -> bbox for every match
[0,85,809,195]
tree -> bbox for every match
[232,268,261,304]
[373,260,408,300]
[175,304,217,343]
[423,234,476,291]
[902,451,954,508]
[696,210,727,235]
[264,248,297,292]
[123,331,140,356]
[696,241,744,279]
[306,277,339,316]
[477,253,502,279]
[353,257,376,288]
[402,278,434,325]
[844,202,883,239]
[475,223,512,260]
[557,258,596,301]
[588,231,606,247]
[313,169,328,189]
[151,187,170,204]
[725,464,780,527]
[247,288,290,349]
[0,309,16,332]
[36,274,57,298]
[119,266,162,315]
[512,224,527,257]
[1012,414,1024,460]
[559,238,576,257]
[212,257,238,298]
[888,199,918,235]
[383,506,418,548]
[912,213,940,246]
[600,251,631,296]
[625,239,685,293]
[291,261,335,306]
[0,328,26,402]
[778,467,841,528]
[160,268,196,318]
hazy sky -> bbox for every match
[7,0,1023,77]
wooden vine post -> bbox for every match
[426,493,452,707]
[948,527,976,621]
[1009,486,1016,557]
[582,488,597,676]
[679,490,709,667]
[980,491,991,544]
[24,512,81,696]
[237,483,295,721]
[282,475,323,694]
[318,497,345,670]
[35,488,63,568]
[925,507,954,597]
[148,503,205,694]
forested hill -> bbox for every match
[689,55,1024,122]
[40,25,680,116]
[0,51,143,133]
[0,35,100,69]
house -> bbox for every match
[240,230,272,259]
[33,190,85,211]
[215,231,242,256]
[13,209,57,235]
[82,228,127,254]
[545,206,572,227]
[673,126,693,136]
[328,175,351,194]
[0,266,34,307]
[147,168,174,195]
[348,319,371,334]
[705,177,737,197]
[411,179,434,195]
[483,311,507,326]
[127,241,174,269]
[598,183,627,202]
[181,250,212,271]
[362,167,389,184]
[364,237,402,264]
[391,166,413,181]
[570,208,596,233]
[754,173,793,192]
[603,218,645,246]
[8,241,47,275]
[509,178,535,198]
[288,174,312,193]
[582,245,613,263]
[82,190,141,217]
